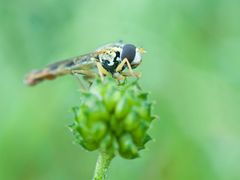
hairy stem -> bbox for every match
[93,151,114,180]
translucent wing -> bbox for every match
[24,52,97,86]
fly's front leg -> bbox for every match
[116,58,139,78]
[116,58,133,73]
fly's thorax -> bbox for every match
[98,48,122,74]
[98,50,115,63]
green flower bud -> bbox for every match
[131,121,149,147]
[119,134,139,159]
[123,110,141,131]
[70,77,156,159]
[103,86,122,112]
[115,95,131,119]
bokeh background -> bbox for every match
[0,0,240,179]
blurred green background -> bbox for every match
[0,0,240,179]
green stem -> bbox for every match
[93,151,114,180]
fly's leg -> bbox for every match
[115,58,140,78]
[112,72,123,81]
[83,76,94,88]
[71,69,96,90]
[121,71,141,78]
[71,69,96,76]
[72,61,109,82]
[82,71,97,87]
[95,61,109,81]
[72,72,87,90]
[116,58,133,73]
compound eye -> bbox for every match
[121,44,136,63]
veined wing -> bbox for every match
[24,52,97,86]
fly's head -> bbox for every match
[120,44,145,69]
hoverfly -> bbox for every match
[24,42,145,86]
